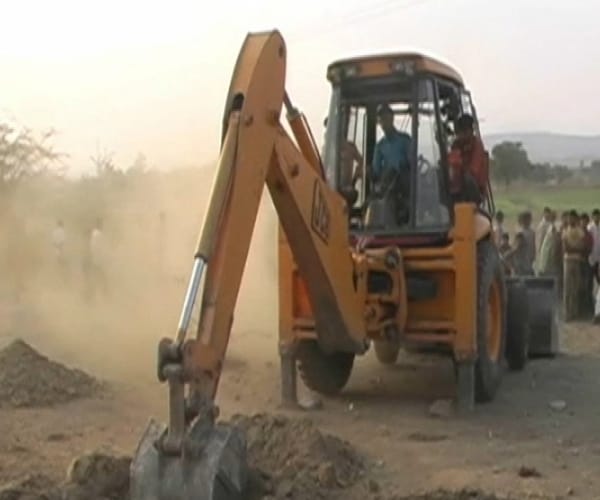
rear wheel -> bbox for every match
[373,339,401,365]
[505,280,530,370]
[296,340,354,396]
[474,239,507,403]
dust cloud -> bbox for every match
[0,166,279,384]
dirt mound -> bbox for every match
[394,490,510,500]
[0,340,102,408]
[0,424,555,500]
[394,490,555,500]
[0,414,370,500]
[62,451,131,500]
[0,473,60,500]
[231,413,367,500]
[0,452,129,500]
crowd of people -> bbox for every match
[493,207,600,323]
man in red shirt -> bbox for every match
[448,114,489,205]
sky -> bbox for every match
[1,0,598,175]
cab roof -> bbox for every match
[327,52,464,86]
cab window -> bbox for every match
[414,79,450,229]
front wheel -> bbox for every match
[296,340,354,396]
[474,239,507,403]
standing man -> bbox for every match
[562,210,585,321]
[371,103,412,223]
[580,213,594,318]
[587,210,600,324]
[559,211,570,232]
[372,104,412,183]
[504,232,531,276]
[537,207,552,251]
[88,218,108,300]
[556,210,570,298]
[521,211,536,275]
[52,219,67,280]
[493,211,506,246]
[588,209,600,285]
[52,219,65,258]
[538,210,559,278]
[448,114,489,205]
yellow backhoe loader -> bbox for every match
[130,30,559,500]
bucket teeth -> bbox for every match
[130,418,248,500]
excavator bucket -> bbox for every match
[522,276,560,357]
[130,417,248,500]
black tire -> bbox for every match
[373,339,400,365]
[474,239,507,403]
[505,280,530,370]
[296,340,354,396]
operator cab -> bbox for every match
[321,53,492,246]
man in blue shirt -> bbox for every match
[368,104,412,226]
[372,103,412,182]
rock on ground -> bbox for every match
[0,339,103,408]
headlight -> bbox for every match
[343,64,360,78]
[390,60,416,76]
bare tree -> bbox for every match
[0,123,64,191]
[128,152,148,175]
[90,146,117,176]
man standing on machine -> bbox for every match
[448,114,489,205]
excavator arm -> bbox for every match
[130,30,369,500]
[183,29,367,401]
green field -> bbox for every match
[493,184,600,222]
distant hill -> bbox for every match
[483,132,600,167]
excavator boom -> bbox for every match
[131,29,368,500]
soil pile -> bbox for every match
[0,473,59,500]
[0,413,369,500]
[232,413,367,500]
[0,452,130,500]
[62,452,131,500]
[0,339,102,408]
[0,415,554,500]
[394,491,555,500]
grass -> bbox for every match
[493,184,600,221]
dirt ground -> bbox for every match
[0,190,598,499]
[0,285,598,499]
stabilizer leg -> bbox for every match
[279,345,298,408]
[455,361,475,413]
